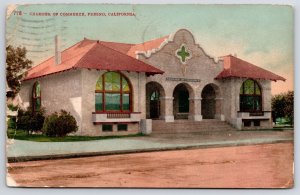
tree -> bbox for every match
[6,45,32,98]
[284,91,294,125]
[271,94,285,123]
[271,91,294,125]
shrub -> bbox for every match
[16,109,32,133]
[7,117,16,129]
[43,110,78,137]
[31,109,46,132]
[16,107,45,134]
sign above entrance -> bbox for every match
[166,77,201,83]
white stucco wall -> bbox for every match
[18,29,276,135]
[19,68,146,136]
[141,29,224,121]
[80,69,145,135]
[220,78,272,128]
[19,69,83,133]
[140,29,273,129]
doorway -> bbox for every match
[201,84,217,119]
[173,84,190,119]
[146,82,165,119]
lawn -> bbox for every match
[7,129,145,142]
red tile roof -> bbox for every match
[98,35,169,58]
[127,36,169,57]
[74,42,165,74]
[24,36,168,80]
[215,55,286,81]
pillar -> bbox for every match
[188,97,202,121]
[160,96,174,122]
[215,97,225,121]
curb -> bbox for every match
[7,139,293,163]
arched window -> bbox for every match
[32,81,41,112]
[95,72,131,112]
[240,79,262,112]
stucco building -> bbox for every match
[19,29,285,136]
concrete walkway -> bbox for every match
[7,130,293,162]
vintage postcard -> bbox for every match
[6,4,294,188]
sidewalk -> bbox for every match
[7,130,293,162]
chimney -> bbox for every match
[54,35,61,65]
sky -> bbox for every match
[6,4,293,95]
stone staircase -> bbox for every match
[152,119,236,134]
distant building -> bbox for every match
[19,29,285,135]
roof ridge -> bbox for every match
[28,39,89,72]
[99,40,134,46]
[96,42,162,71]
[73,43,99,68]
[228,55,232,76]
[98,35,169,46]
[216,55,285,81]
[72,42,163,73]
[137,35,169,45]
[28,35,168,73]
[231,55,285,78]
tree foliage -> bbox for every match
[6,45,32,98]
[272,91,294,125]
[16,107,46,134]
[283,91,294,125]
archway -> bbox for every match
[201,84,220,119]
[146,82,165,119]
[173,83,193,119]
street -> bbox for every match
[7,142,293,188]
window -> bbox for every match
[32,81,41,112]
[254,120,260,127]
[117,124,128,131]
[95,72,131,112]
[243,120,251,127]
[102,124,113,132]
[240,79,262,112]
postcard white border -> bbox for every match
[0,0,298,194]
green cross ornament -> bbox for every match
[177,45,190,63]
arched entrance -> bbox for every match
[173,83,193,119]
[201,84,221,119]
[146,82,165,119]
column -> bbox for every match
[215,97,225,121]
[160,96,174,122]
[188,97,202,121]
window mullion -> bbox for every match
[96,72,131,113]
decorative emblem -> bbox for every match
[176,44,192,76]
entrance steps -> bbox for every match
[152,119,236,134]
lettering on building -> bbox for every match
[166,77,201,82]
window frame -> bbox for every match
[32,81,41,113]
[95,71,132,113]
[239,79,262,113]
[117,124,128,131]
[102,124,113,132]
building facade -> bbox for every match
[19,29,285,136]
